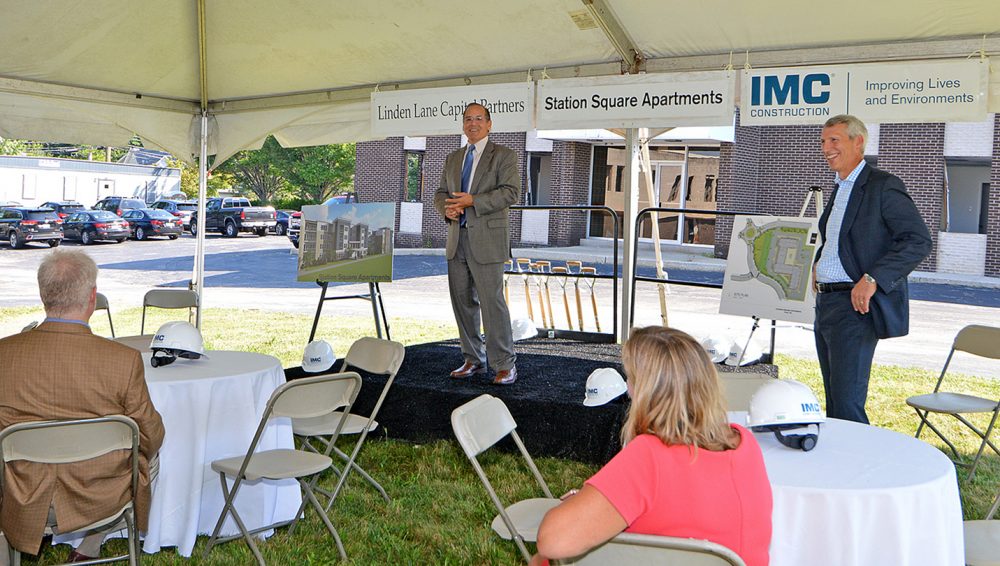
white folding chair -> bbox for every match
[95,292,116,338]
[202,372,362,565]
[964,485,1000,566]
[555,532,746,566]
[451,394,558,563]
[140,288,199,334]
[292,337,405,508]
[906,325,1000,480]
[719,372,775,412]
[0,416,140,566]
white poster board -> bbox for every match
[720,215,820,324]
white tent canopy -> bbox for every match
[3,0,999,339]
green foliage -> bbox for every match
[168,158,231,199]
[215,137,289,205]
[276,141,356,203]
[405,152,423,201]
[0,137,27,155]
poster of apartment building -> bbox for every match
[296,203,395,283]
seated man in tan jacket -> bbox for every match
[0,249,165,562]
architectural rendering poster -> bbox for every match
[297,203,395,283]
[720,215,820,324]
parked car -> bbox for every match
[121,208,183,240]
[322,194,357,206]
[272,210,294,236]
[0,207,63,248]
[189,197,276,237]
[151,199,198,232]
[61,210,130,244]
[287,211,301,248]
[41,201,87,219]
[93,196,147,217]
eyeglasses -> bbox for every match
[463,115,487,123]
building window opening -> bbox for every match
[404,152,423,202]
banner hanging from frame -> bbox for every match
[740,59,989,126]
[371,83,534,137]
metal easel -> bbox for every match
[308,280,391,342]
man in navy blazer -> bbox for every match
[813,114,931,424]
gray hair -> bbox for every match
[824,114,868,151]
[37,250,98,316]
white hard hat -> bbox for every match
[511,318,537,342]
[700,335,731,363]
[302,340,337,373]
[583,368,628,407]
[725,340,764,367]
[150,321,208,367]
[747,379,825,451]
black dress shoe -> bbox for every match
[492,366,517,385]
[450,361,486,379]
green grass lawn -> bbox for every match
[0,306,997,564]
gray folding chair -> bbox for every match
[292,337,405,508]
[451,394,558,563]
[906,325,1000,480]
[112,335,156,353]
[964,485,1000,566]
[555,532,746,566]
[95,292,116,338]
[718,371,775,412]
[202,372,362,565]
[140,289,199,334]
[0,416,140,566]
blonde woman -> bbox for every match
[531,327,772,566]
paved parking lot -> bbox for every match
[1,232,998,377]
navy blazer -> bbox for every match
[816,164,932,339]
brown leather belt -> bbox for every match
[817,282,854,293]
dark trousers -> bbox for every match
[814,290,879,424]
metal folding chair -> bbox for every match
[964,484,1000,566]
[451,394,558,563]
[718,372,776,412]
[292,337,405,509]
[906,325,1000,480]
[95,292,116,338]
[202,372,361,565]
[112,335,156,353]
[140,289,199,334]
[554,532,746,566]
[0,416,140,566]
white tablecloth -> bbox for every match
[142,351,301,556]
[739,414,965,566]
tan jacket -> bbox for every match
[0,322,165,553]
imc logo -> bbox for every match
[751,74,831,105]
[153,334,166,342]
[309,356,323,363]
[801,402,821,413]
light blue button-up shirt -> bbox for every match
[816,160,867,283]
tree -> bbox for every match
[0,137,27,155]
[168,158,232,199]
[216,136,288,205]
[276,142,355,204]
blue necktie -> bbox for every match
[459,145,475,226]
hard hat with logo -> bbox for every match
[302,340,337,373]
[747,379,825,451]
[725,340,764,367]
[511,318,538,342]
[583,368,628,407]
[700,334,732,364]
[149,321,208,368]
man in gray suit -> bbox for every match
[434,103,520,385]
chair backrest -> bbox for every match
[452,394,518,457]
[719,372,774,412]
[954,325,1000,360]
[95,292,110,311]
[143,289,199,309]
[341,337,405,376]
[271,372,362,420]
[556,532,746,566]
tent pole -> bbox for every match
[193,111,208,329]
[619,128,640,343]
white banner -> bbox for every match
[371,83,533,137]
[741,59,989,125]
[535,72,735,130]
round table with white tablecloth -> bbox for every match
[140,351,301,557]
[741,414,965,566]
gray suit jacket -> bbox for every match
[434,140,521,264]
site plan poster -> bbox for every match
[720,215,820,324]
[297,203,395,283]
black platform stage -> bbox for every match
[346,338,776,465]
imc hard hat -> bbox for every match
[150,321,208,367]
[511,318,537,342]
[583,368,628,407]
[302,340,337,373]
[700,334,732,364]
[725,340,764,367]
[747,379,825,451]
